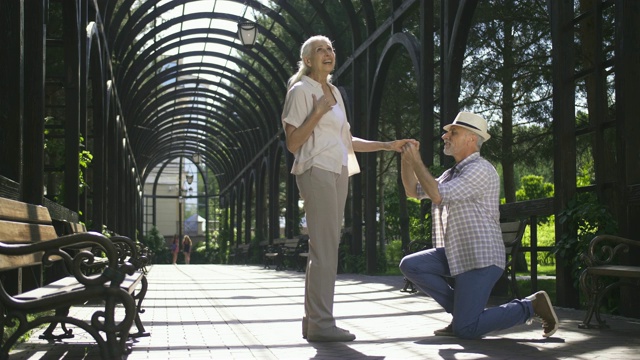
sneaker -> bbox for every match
[526,290,559,337]
[307,326,356,342]
[434,323,454,336]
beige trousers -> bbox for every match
[296,166,349,333]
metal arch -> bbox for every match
[124,59,281,131]
[128,70,275,146]
[441,0,479,125]
[272,0,313,43]
[116,25,289,91]
[144,149,233,190]
[120,54,279,134]
[130,78,270,163]
[134,83,261,133]
[138,111,256,160]
[369,32,422,138]
[143,152,224,188]
[255,154,271,240]
[141,126,248,183]
[243,167,258,244]
[121,53,274,120]
[144,150,231,189]
[308,0,340,42]
[136,95,262,157]
[100,0,316,205]
[135,96,256,147]
[116,28,288,92]
[144,127,248,185]
[134,101,262,176]
[110,6,297,70]
[107,0,300,66]
[268,139,289,240]
[234,178,246,244]
[127,75,270,142]
[242,0,306,46]
[338,0,363,47]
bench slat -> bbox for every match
[0,220,60,270]
[0,220,58,243]
[14,272,144,300]
[0,197,52,224]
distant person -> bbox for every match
[171,235,180,264]
[182,235,192,265]
[281,34,417,342]
[399,112,558,339]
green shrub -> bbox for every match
[192,240,220,264]
[521,219,557,266]
[386,239,404,269]
[554,193,617,289]
[143,226,169,264]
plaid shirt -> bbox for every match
[416,152,504,276]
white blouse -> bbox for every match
[281,75,360,176]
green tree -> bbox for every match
[462,0,553,203]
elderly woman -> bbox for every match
[281,35,417,342]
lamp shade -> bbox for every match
[237,21,258,47]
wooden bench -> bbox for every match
[297,236,309,271]
[261,239,284,269]
[400,219,527,299]
[280,237,308,271]
[229,243,251,265]
[53,219,150,338]
[579,234,640,329]
[261,236,309,271]
[0,197,143,358]
[500,219,528,299]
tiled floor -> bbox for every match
[10,264,640,359]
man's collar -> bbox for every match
[456,152,480,167]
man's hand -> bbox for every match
[388,139,419,153]
[402,142,422,166]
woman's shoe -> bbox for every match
[307,326,356,342]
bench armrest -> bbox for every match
[581,234,640,267]
[109,235,148,270]
[0,231,133,286]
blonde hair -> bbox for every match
[287,35,334,90]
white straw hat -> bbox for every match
[443,112,491,140]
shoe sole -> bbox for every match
[434,331,455,337]
[539,291,559,337]
[307,335,355,342]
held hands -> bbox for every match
[388,139,419,153]
[401,141,422,165]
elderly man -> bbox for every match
[399,112,558,339]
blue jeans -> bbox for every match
[399,247,535,339]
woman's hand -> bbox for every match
[312,94,333,117]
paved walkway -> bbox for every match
[10,264,640,359]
